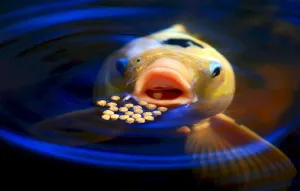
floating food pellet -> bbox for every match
[125,111,134,116]
[111,114,119,120]
[133,105,142,110]
[101,114,110,120]
[153,110,162,115]
[120,115,129,120]
[109,106,119,112]
[124,103,134,108]
[97,94,167,123]
[126,118,135,124]
[132,114,142,119]
[144,115,154,121]
[103,110,114,115]
[107,102,117,107]
[139,100,148,106]
[136,118,145,123]
[158,106,168,112]
[111,95,120,101]
[119,107,128,112]
[96,100,106,106]
[153,92,162,99]
[146,104,157,110]
[143,112,153,116]
[134,109,143,114]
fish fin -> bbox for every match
[170,24,187,33]
[151,24,188,38]
[186,113,297,190]
[28,108,126,146]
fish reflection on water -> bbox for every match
[22,24,297,191]
[0,1,299,190]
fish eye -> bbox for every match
[209,61,222,78]
[136,57,142,63]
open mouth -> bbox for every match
[133,63,194,107]
[146,88,183,100]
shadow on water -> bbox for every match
[0,0,300,190]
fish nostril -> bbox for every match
[116,57,129,76]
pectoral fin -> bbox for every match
[186,114,297,190]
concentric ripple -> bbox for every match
[0,1,298,173]
[1,120,298,170]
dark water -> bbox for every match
[0,0,300,190]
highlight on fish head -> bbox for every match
[94,24,235,117]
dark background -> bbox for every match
[0,0,300,190]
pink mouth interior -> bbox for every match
[133,66,193,107]
[145,88,183,100]
[144,74,184,100]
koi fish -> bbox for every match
[94,24,297,190]
[30,24,296,190]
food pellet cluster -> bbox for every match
[111,96,120,101]
[110,106,118,112]
[119,115,129,120]
[95,95,168,124]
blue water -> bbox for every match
[0,0,299,189]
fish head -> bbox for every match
[96,24,235,116]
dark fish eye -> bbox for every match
[136,58,142,62]
[209,61,222,78]
[212,67,221,78]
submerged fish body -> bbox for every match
[94,24,297,190]
[30,24,296,190]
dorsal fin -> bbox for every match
[170,24,187,33]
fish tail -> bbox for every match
[186,114,297,190]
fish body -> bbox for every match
[94,24,297,190]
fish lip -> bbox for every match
[133,66,194,107]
